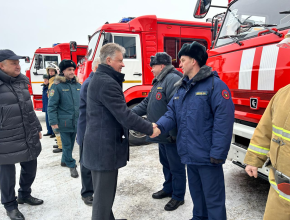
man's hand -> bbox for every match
[51,124,59,129]
[39,132,42,139]
[245,165,258,178]
[150,123,161,138]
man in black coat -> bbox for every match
[0,50,43,220]
[132,52,186,211]
[82,43,159,220]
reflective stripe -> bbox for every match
[248,144,269,155]
[269,179,290,202]
[272,125,290,141]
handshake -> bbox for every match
[150,123,161,138]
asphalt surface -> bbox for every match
[0,112,270,220]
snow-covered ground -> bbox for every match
[0,112,270,220]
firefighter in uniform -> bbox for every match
[46,64,63,153]
[155,41,235,220]
[48,60,81,178]
[244,85,290,220]
[132,52,186,211]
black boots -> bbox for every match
[164,198,184,211]
[82,196,93,206]
[17,195,43,206]
[70,167,79,178]
[152,190,172,199]
[6,208,25,220]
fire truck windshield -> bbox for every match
[86,32,100,61]
[216,0,290,47]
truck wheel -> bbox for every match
[128,104,150,146]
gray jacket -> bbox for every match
[132,65,183,144]
[0,70,42,165]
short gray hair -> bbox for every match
[100,43,125,64]
[92,57,101,71]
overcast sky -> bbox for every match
[0,0,228,71]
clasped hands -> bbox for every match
[150,123,161,138]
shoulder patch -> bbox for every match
[49,89,55,97]
[222,90,230,100]
[157,87,163,90]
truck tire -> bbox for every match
[128,103,150,146]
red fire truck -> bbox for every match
[194,0,290,179]
[26,42,87,111]
[77,15,212,145]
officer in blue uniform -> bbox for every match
[155,42,235,220]
[132,52,186,211]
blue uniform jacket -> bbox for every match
[156,65,235,166]
[77,72,94,146]
[42,84,48,112]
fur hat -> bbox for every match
[43,74,49,79]
[59,60,76,73]
[178,41,208,67]
[150,52,172,67]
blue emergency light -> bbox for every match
[119,17,135,23]
[52,43,60,47]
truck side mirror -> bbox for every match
[103,33,113,46]
[194,0,211,18]
[70,41,77,52]
[34,54,43,70]
[25,57,30,63]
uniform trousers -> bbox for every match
[187,164,226,220]
[0,159,37,211]
[159,143,186,201]
[60,132,76,168]
[80,144,93,198]
[45,112,54,135]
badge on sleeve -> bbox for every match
[49,89,55,97]
[222,90,230,100]
[156,92,162,100]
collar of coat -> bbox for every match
[174,65,213,88]
[152,65,182,85]
[0,69,29,85]
[97,64,125,84]
[54,75,79,85]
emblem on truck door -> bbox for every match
[250,97,259,110]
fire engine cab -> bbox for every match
[26,42,87,111]
[194,0,290,179]
[77,15,212,145]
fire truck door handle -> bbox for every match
[133,73,142,76]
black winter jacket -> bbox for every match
[0,70,42,165]
[82,64,153,171]
[132,65,182,143]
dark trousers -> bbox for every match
[45,112,54,135]
[0,159,37,211]
[60,132,76,168]
[159,143,186,201]
[187,164,226,220]
[91,169,118,220]
[80,145,93,198]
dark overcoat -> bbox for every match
[82,64,153,171]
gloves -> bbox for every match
[210,157,224,164]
